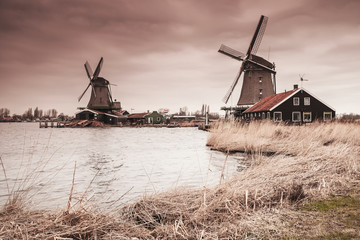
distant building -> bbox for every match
[243,85,335,123]
[171,115,196,123]
[145,111,165,124]
[76,109,126,125]
[127,112,148,125]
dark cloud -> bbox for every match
[0,0,359,115]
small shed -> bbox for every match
[243,85,335,123]
[127,112,148,125]
[145,111,165,124]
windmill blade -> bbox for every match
[91,83,97,98]
[222,62,244,104]
[84,61,93,80]
[78,83,91,102]
[107,84,113,103]
[246,15,268,56]
[218,44,245,61]
[93,57,103,79]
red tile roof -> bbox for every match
[244,89,297,113]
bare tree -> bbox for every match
[51,109,58,118]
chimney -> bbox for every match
[294,84,299,90]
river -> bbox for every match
[0,122,246,209]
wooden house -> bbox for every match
[145,111,165,124]
[243,85,335,123]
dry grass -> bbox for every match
[1,121,359,239]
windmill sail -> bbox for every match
[219,15,276,107]
[246,15,268,56]
[84,61,93,80]
[250,16,268,55]
[78,83,91,102]
[218,44,245,61]
[223,63,244,103]
[93,57,103,79]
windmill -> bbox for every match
[78,57,121,111]
[219,15,276,107]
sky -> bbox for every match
[0,0,359,116]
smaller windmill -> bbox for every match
[78,57,121,111]
[219,15,276,107]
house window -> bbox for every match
[249,71,252,77]
[259,77,263,83]
[274,112,282,122]
[293,97,299,106]
[303,112,312,122]
[292,112,301,122]
[259,89,263,95]
[148,117,153,124]
[267,112,270,119]
[262,112,265,119]
[157,117,161,121]
[324,112,332,121]
[304,97,310,106]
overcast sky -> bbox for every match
[0,0,359,115]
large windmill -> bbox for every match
[219,15,276,108]
[78,57,121,111]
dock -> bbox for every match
[39,121,65,128]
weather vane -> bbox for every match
[299,74,309,88]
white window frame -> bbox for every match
[148,117,153,124]
[262,112,265,119]
[303,112,312,122]
[293,97,300,106]
[267,112,270,119]
[304,97,310,106]
[292,111,301,122]
[323,112,332,121]
[274,111,282,122]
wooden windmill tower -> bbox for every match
[219,15,276,109]
[78,57,121,111]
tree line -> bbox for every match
[0,107,70,122]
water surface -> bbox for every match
[0,122,246,209]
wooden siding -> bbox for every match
[242,88,335,123]
[272,90,335,122]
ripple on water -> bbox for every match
[0,123,246,209]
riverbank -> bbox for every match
[1,121,359,239]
